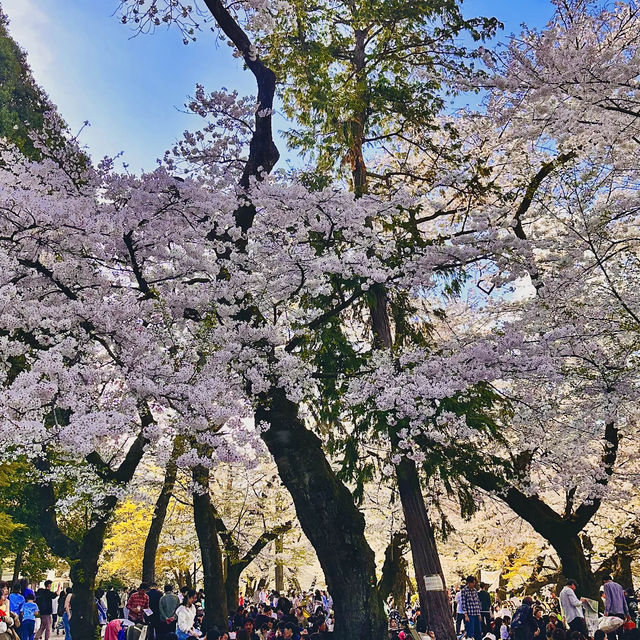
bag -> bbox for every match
[510,607,526,630]
[126,624,148,640]
[599,617,624,633]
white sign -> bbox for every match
[424,574,444,592]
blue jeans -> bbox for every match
[176,631,190,640]
[465,614,482,640]
[20,619,35,640]
[62,612,71,640]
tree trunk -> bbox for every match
[369,270,453,639]
[142,439,180,583]
[275,534,284,593]
[378,532,408,611]
[396,456,456,640]
[68,525,106,640]
[192,464,228,633]
[258,388,387,640]
[225,562,242,613]
[12,548,23,584]
[550,533,599,599]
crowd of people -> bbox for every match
[97,584,335,640]
[2,572,640,640]
[447,575,640,640]
[0,579,336,640]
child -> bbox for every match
[500,616,511,640]
[20,592,38,640]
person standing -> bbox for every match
[478,584,492,633]
[34,580,55,640]
[106,586,120,622]
[126,584,149,625]
[510,597,539,640]
[559,580,588,636]
[56,588,68,637]
[461,576,483,640]
[147,583,163,639]
[455,585,465,635]
[63,587,73,640]
[602,576,629,640]
[158,584,180,640]
[9,584,25,615]
[19,593,38,640]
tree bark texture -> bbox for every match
[142,438,180,584]
[259,388,387,640]
[377,531,409,611]
[11,548,22,585]
[192,464,228,633]
[396,457,456,639]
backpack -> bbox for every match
[510,606,527,630]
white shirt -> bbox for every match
[560,586,583,623]
[456,592,464,615]
[176,604,196,633]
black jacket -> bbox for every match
[35,588,54,616]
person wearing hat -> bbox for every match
[602,575,629,640]
[127,583,150,625]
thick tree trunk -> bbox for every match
[68,526,106,640]
[396,457,456,640]
[225,562,242,613]
[378,532,409,611]
[12,548,23,584]
[259,388,387,640]
[550,533,598,599]
[142,440,179,583]
[192,464,228,633]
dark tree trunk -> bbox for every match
[225,562,242,613]
[549,532,598,599]
[142,439,180,583]
[396,457,456,640]
[378,532,409,611]
[12,548,23,584]
[68,526,104,640]
[258,388,387,640]
[192,464,228,633]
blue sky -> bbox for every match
[2,0,554,173]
